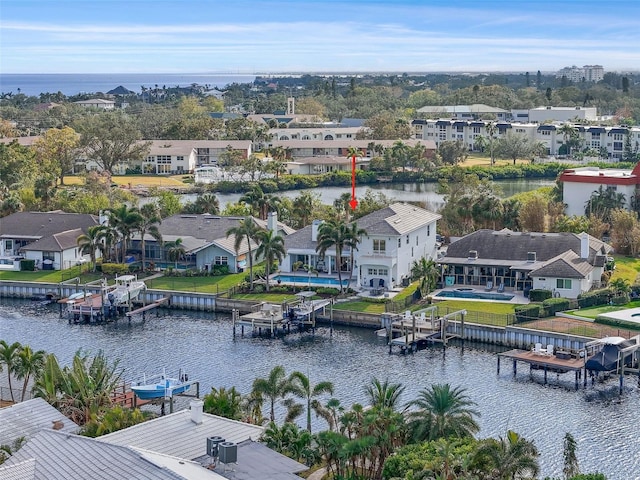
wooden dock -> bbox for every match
[498,349,586,389]
[385,307,465,354]
[125,296,170,317]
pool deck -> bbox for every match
[432,287,530,304]
[597,307,640,325]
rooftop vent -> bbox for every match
[527,252,536,263]
[468,250,478,260]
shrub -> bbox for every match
[577,288,612,308]
[315,287,339,296]
[528,289,552,302]
[611,293,630,305]
[542,297,571,316]
[20,259,35,271]
[515,304,542,323]
[212,265,229,276]
[101,263,129,275]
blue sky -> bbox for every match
[1,0,639,74]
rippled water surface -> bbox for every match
[1,300,638,479]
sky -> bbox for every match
[1,0,639,74]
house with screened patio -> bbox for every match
[438,229,612,298]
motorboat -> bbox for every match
[585,336,638,372]
[107,274,146,305]
[131,371,191,400]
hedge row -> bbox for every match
[577,288,612,308]
[528,289,552,302]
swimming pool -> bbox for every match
[272,275,350,286]
[433,289,515,301]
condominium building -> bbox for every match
[556,65,604,83]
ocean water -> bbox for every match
[0,73,256,97]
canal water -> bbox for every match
[0,299,636,479]
[144,179,555,211]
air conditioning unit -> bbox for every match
[206,436,225,457]
[219,442,238,464]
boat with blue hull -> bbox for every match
[131,371,192,400]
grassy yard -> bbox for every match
[145,271,246,293]
[433,299,516,315]
[0,266,102,284]
[610,254,640,284]
[565,300,640,320]
[332,301,386,314]
[64,175,189,187]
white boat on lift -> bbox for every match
[107,274,146,306]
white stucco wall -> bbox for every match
[563,181,636,217]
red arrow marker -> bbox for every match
[349,154,358,210]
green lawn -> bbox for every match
[332,301,386,314]
[0,266,102,284]
[434,300,516,315]
[145,271,246,293]
[566,300,640,320]
[610,255,640,284]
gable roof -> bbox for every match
[0,212,98,240]
[99,409,264,462]
[2,430,213,480]
[529,250,594,279]
[0,398,79,446]
[20,228,85,252]
[355,202,441,236]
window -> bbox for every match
[373,240,386,254]
[367,268,388,276]
[177,156,184,162]
[398,238,401,248]
[556,279,572,289]
[4,239,13,251]
[591,133,601,140]
[214,256,228,265]
[473,127,480,134]
[613,142,623,151]
[591,141,600,148]
[541,130,551,136]
[427,225,430,236]
[416,236,419,246]
[43,251,55,261]
[613,133,623,141]
[406,236,409,244]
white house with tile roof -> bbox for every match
[281,203,441,290]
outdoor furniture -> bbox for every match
[485,281,493,291]
[497,283,505,293]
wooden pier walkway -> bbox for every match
[498,349,586,388]
[125,296,170,317]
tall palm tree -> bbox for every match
[345,222,366,284]
[333,192,353,221]
[241,185,279,220]
[0,341,22,402]
[251,366,291,423]
[255,229,285,292]
[486,122,497,165]
[226,217,264,290]
[107,205,142,263]
[558,123,577,157]
[77,225,107,272]
[137,203,163,270]
[288,371,335,432]
[166,238,186,269]
[364,377,406,411]
[193,193,220,214]
[475,430,540,480]
[315,219,349,293]
[407,383,480,442]
[292,192,316,229]
[15,345,46,401]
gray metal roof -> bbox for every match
[20,228,84,252]
[99,409,264,462]
[0,458,36,480]
[529,251,594,279]
[355,202,441,236]
[0,398,79,445]
[4,430,201,480]
[193,440,308,480]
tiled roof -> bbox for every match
[4,430,196,480]
[0,398,79,446]
[0,458,36,480]
[99,409,264,462]
[283,224,316,251]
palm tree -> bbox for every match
[251,366,291,423]
[292,192,316,229]
[411,257,440,297]
[240,185,280,220]
[0,341,22,402]
[315,219,349,293]
[333,192,353,221]
[407,383,480,442]
[345,222,366,284]
[15,345,46,401]
[288,371,334,432]
[226,217,264,290]
[558,123,577,157]
[364,377,406,411]
[486,122,497,165]
[166,238,186,269]
[475,430,540,480]
[107,205,143,263]
[255,230,285,292]
[136,203,162,270]
[193,193,220,214]
[77,225,107,272]
[202,386,243,420]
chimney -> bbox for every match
[191,400,204,425]
[580,232,589,259]
[311,220,322,242]
[267,211,277,233]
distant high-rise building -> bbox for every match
[556,65,604,83]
